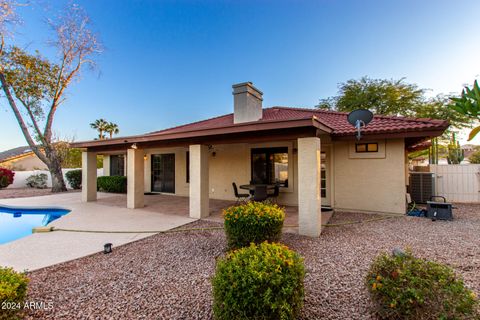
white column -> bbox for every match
[189,144,209,218]
[127,148,145,209]
[82,151,97,202]
[298,137,322,237]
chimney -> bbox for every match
[232,82,263,124]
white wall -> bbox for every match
[7,168,104,189]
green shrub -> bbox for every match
[0,266,29,320]
[65,169,82,189]
[97,176,127,193]
[212,242,305,320]
[26,173,48,189]
[366,249,479,320]
[223,202,285,250]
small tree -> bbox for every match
[0,2,102,192]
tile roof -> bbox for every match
[149,106,449,137]
[0,146,34,162]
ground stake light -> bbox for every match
[104,243,113,254]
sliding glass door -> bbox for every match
[151,154,175,193]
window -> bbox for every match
[186,151,189,183]
[110,155,125,176]
[251,147,288,187]
[355,143,378,153]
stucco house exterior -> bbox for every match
[0,146,48,171]
[72,82,448,237]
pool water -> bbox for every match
[0,206,70,244]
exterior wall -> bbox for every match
[143,147,190,195]
[143,141,301,206]
[333,138,406,214]
[138,137,407,213]
[0,154,48,171]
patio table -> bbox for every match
[239,184,276,191]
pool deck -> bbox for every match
[0,192,194,271]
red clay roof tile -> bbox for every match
[149,106,449,137]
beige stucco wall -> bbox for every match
[113,137,407,214]
[141,142,300,206]
[333,138,406,214]
[0,154,48,171]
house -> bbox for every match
[0,146,48,171]
[71,82,449,236]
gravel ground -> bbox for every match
[24,204,480,319]
[0,188,79,199]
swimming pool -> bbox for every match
[0,205,70,244]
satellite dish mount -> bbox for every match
[347,109,374,140]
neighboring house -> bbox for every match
[72,82,449,236]
[0,146,48,171]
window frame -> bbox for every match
[250,147,289,187]
[355,143,379,153]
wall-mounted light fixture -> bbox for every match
[131,143,138,149]
[144,154,148,161]
[207,145,217,157]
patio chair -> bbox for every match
[267,185,280,203]
[232,182,249,204]
[253,185,268,202]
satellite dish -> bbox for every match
[347,109,374,140]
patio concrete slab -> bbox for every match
[0,192,194,271]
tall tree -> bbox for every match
[105,121,119,139]
[0,2,102,192]
[318,76,471,132]
[90,118,108,140]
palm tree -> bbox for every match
[90,118,108,140]
[105,122,119,139]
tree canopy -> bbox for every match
[318,77,472,132]
[0,1,102,192]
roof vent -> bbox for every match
[232,82,263,124]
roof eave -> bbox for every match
[71,117,330,149]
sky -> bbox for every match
[1,0,480,151]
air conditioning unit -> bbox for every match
[409,172,435,204]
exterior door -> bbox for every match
[151,154,175,193]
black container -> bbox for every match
[426,200,453,221]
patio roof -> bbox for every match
[71,106,449,150]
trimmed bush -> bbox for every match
[366,249,479,319]
[0,266,29,319]
[65,169,82,189]
[0,168,15,189]
[212,242,305,320]
[26,173,48,189]
[97,176,127,193]
[223,202,285,250]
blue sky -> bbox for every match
[1,0,480,150]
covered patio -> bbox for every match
[95,192,333,232]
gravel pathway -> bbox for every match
[24,204,480,319]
